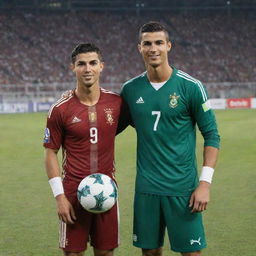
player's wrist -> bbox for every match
[199,180,211,188]
[55,193,66,200]
[199,166,214,184]
[48,176,64,197]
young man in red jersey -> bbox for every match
[43,43,122,256]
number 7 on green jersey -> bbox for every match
[152,111,161,131]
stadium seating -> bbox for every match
[0,10,255,88]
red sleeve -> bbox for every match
[43,106,64,150]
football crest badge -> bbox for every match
[169,93,180,108]
[104,108,114,125]
[89,111,97,123]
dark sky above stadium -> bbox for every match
[0,0,255,10]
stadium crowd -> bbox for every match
[0,10,255,89]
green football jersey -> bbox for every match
[121,67,220,196]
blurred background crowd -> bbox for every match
[0,0,255,98]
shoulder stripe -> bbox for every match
[177,71,207,101]
[177,70,207,101]
[177,73,207,101]
[101,88,120,96]
[48,95,73,118]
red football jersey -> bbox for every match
[43,88,122,181]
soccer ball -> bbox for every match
[77,173,118,214]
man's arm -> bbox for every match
[44,148,76,224]
[203,145,219,167]
[116,99,133,135]
[189,146,219,212]
[188,80,220,212]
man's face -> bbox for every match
[72,52,104,88]
[138,31,171,68]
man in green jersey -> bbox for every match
[119,22,220,256]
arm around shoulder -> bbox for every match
[116,99,133,134]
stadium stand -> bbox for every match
[0,3,255,99]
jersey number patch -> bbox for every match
[152,111,161,131]
[90,127,98,144]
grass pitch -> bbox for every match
[0,109,255,256]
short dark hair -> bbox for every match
[139,21,170,42]
[71,43,103,63]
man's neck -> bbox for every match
[75,83,100,106]
[147,63,173,83]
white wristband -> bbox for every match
[199,166,215,184]
[48,177,64,197]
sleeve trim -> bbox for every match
[177,70,208,102]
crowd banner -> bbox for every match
[210,99,226,109]
[0,103,29,113]
[0,99,256,113]
[227,98,251,109]
[251,98,256,109]
[36,102,53,112]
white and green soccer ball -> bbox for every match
[77,173,118,214]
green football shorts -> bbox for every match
[133,193,207,253]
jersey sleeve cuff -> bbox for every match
[204,141,220,149]
[43,144,60,150]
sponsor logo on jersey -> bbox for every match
[169,93,180,108]
[136,97,144,104]
[44,128,50,143]
[202,100,211,112]
[104,108,115,125]
[133,234,138,242]
[71,116,82,123]
[89,112,97,123]
[190,237,201,246]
